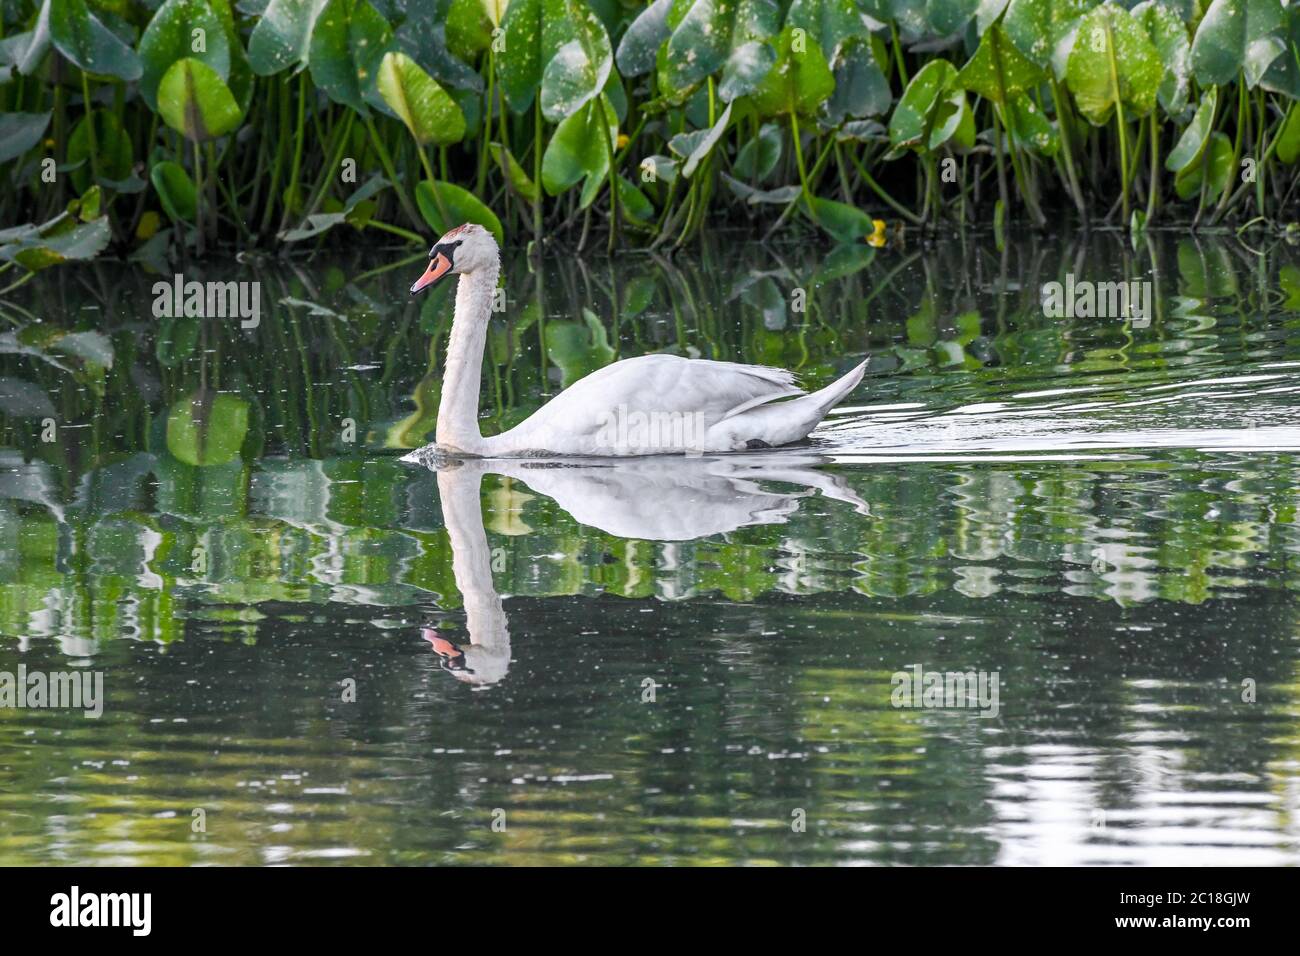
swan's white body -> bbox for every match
[412,225,867,458]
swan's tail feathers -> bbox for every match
[806,358,868,415]
[706,358,868,450]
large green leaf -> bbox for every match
[957,23,1045,104]
[0,112,50,165]
[925,0,981,35]
[49,0,142,81]
[539,0,613,121]
[805,196,876,243]
[309,0,393,113]
[663,0,780,98]
[139,0,232,111]
[1165,86,1216,172]
[158,57,245,141]
[377,50,467,146]
[616,0,672,77]
[0,216,111,271]
[825,36,891,122]
[1003,0,1093,77]
[888,58,964,153]
[1174,129,1232,199]
[751,24,836,117]
[1276,102,1300,162]
[68,110,133,191]
[733,121,782,179]
[1133,1,1191,114]
[248,0,330,75]
[541,95,618,195]
[1066,3,1161,125]
[151,160,199,222]
[415,180,505,245]
[787,0,869,59]
[1259,4,1300,97]
[1190,0,1284,89]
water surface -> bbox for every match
[2,232,1299,865]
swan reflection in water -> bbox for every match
[407,450,870,686]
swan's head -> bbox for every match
[409,223,498,294]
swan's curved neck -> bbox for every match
[437,261,499,453]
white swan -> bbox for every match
[408,224,868,457]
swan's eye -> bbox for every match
[431,239,464,264]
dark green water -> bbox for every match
[1,233,1299,865]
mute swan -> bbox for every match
[408,224,868,457]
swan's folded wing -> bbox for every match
[637,356,805,422]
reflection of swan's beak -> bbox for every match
[422,627,469,671]
[410,253,452,295]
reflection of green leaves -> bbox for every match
[545,308,615,387]
[166,392,250,467]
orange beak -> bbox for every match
[410,252,452,295]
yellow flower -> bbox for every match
[866,219,887,248]
[616,133,630,150]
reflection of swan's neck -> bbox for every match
[438,469,510,682]
[437,263,499,454]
